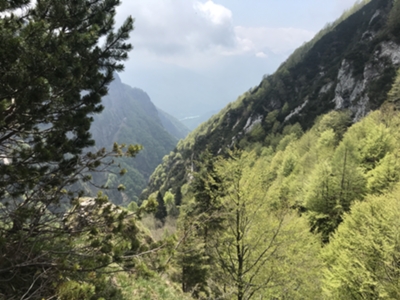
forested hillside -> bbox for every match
[157,107,190,140]
[164,100,400,299]
[89,74,189,203]
[142,0,400,199]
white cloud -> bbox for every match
[234,26,315,56]
[256,52,268,58]
[194,1,232,25]
[117,0,235,57]
[116,1,315,68]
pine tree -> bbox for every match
[0,1,136,298]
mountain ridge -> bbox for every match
[141,0,400,199]
[90,74,187,203]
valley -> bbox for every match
[1,0,400,299]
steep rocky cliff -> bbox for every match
[141,0,400,199]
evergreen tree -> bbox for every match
[189,149,225,242]
[175,186,183,207]
[175,150,226,298]
[176,216,210,298]
[331,140,366,212]
[155,191,167,224]
[0,0,136,298]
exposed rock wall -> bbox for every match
[332,41,400,120]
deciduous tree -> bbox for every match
[322,185,400,299]
[211,151,322,300]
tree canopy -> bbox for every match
[0,0,137,298]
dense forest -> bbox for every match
[1,0,400,299]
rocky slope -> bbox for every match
[141,0,400,199]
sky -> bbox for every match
[114,0,360,121]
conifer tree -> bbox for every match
[190,149,225,243]
[176,215,210,297]
[175,150,226,298]
[175,186,183,207]
[155,191,167,224]
[0,0,136,298]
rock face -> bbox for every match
[284,100,309,123]
[332,40,400,120]
[141,0,400,199]
[244,115,263,134]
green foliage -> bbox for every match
[387,68,400,105]
[172,150,227,298]
[128,201,139,212]
[280,0,371,71]
[322,185,400,299]
[176,220,210,298]
[265,110,279,125]
[164,190,179,217]
[304,108,400,241]
[210,151,322,299]
[0,0,151,298]
[189,150,226,236]
[57,275,123,300]
[387,0,400,40]
[116,272,192,300]
[316,110,352,143]
[173,150,322,299]
[155,192,167,224]
[175,186,183,207]
[366,152,400,193]
[249,123,265,141]
[282,122,304,137]
[135,3,400,298]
